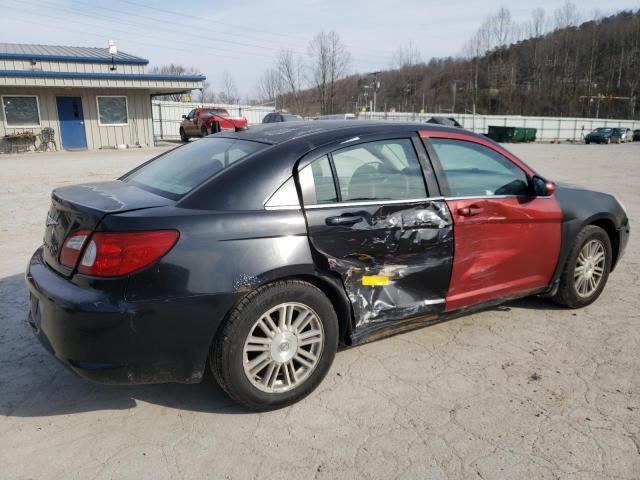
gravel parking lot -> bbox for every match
[1,142,639,479]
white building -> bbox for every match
[0,43,205,152]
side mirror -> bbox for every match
[532,175,556,196]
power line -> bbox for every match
[5,0,389,67]
[0,13,273,66]
[112,0,398,58]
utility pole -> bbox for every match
[451,81,457,113]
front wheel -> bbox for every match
[552,225,612,308]
[179,127,188,142]
[211,280,339,411]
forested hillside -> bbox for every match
[279,9,640,119]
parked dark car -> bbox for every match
[584,127,622,144]
[262,112,303,123]
[633,129,640,141]
[26,122,629,410]
[426,116,462,128]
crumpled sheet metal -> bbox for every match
[322,201,454,333]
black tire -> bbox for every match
[179,127,188,142]
[552,225,612,308]
[585,140,590,145]
[606,137,611,145]
[201,126,209,137]
[211,121,220,134]
[210,280,339,411]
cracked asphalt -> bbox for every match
[1,142,638,479]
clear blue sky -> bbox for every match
[1,0,638,97]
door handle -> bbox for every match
[326,215,363,226]
[458,206,484,216]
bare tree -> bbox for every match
[308,31,351,114]
[529,7,547,38]
[277,50,303,95]
[218,71,239,104]
[392,40,422,69]
[554,1,580,29]
[276,49,305,111]
[490,7,513,47]
[148,64,202,101]
[256,68,283,105]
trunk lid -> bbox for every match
[43,181,173,276]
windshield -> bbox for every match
[123,138,267,199]
[594,128,612,133]
[201,109,229,117]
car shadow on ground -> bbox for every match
[0,272,561,418]
[0,273,249,417]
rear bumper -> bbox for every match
[25,248,236,384]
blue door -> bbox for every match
[56,97,87,150]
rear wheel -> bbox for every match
[179,127,188,142]
[211,280,338,411]
[553,225,612,308]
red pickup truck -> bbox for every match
[179,107,248,141]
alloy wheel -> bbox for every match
[574,239,606,298]
[242,302,324,393]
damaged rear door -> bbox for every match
[299,135,454,342]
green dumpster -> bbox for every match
[487,126,537,143]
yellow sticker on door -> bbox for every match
[361,275,390,286]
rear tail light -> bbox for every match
[58,230,179,277]
[78,230,179,277]
[59,230,91,268]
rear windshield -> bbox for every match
[123,138,267,199]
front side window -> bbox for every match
[2,95,40,127]
[97,96,128,125]
[430,138,529,197]
[331,139,427,202]
[124,138,267,198]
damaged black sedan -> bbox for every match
[27,122,629,410]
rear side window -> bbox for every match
[124,138,266,198]
[331,139,426,201]
[430,138,529,197]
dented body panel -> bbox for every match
[444,196,562,311]
[305,201,453,339]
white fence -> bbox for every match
[151,100,639,143]
[152,101,274,141]
[357,112,640,142]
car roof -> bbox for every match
[219,120,464,146]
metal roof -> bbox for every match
[0,43,149,65]
[0,70,205,82]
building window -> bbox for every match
[2,95,41,127]
[96,96,128,126]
